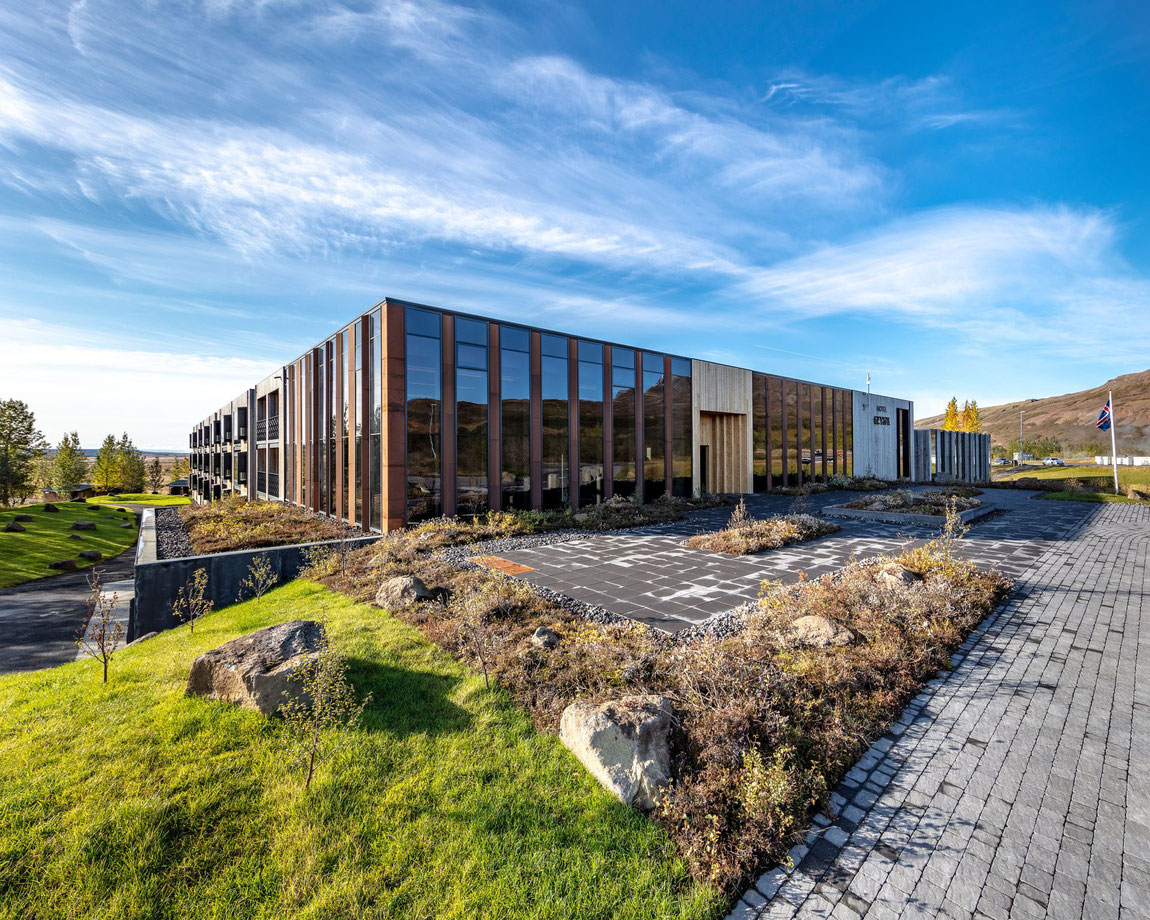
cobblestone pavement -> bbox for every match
[498,489,1091,632]
[728,501,1150,920]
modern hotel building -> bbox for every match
[188,298,916,531]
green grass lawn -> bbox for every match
[1040,490,1149,504]
[0,580,720,920]
[0,502,138,589]
[993,464,1150,487]
[87,493,192,506]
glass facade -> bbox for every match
[194,300,889,531]
[455,317,488,516]
[642,353,665,499]
[578,341,605,505]
[670,358,692,497]
[541,334,569,510]
[501,326,531,510]
[611,347,637,499]
[406,307,442,521]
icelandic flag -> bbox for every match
[1097,398,1112,431]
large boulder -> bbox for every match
[3,522,25,533]
[48,559,77,571]
[71,521,97,531]
[42,503,59,513]
[186,620,326,716]
[559,695,674,811]
[78,550,103,561]
[531,625,560,649]
[878,562,923,589]
[788,615,853,648]
[13,514,33,523]
[374,575,433,609]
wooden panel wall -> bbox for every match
[691,360,753,495]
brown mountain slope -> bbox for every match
[916,369,1150,454]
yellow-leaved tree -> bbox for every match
[960,400,983,433]
[942,397,961,431]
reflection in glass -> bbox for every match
[642,353,665,498]
[456,319,488,517]
[501,327,531,510]
[670,357,692,497]
[753,374,767,491]
[611,348,636,498]
[406,308,441,521]
[578,341,604,505]
[541,334,568,510]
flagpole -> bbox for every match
[1109,389,1119,495]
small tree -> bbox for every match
[941,397,960,431]
[92,434,121,493]
[117,433,146,493]
[281,631,371,791]
[76,568,124,684]
[170,457,190,483]
[146,457,166,493]
[51,431,89,494]
[237,554,278,604]
[457,591,493,690]
[171,567,213,633]
[960,400,983,433]
[0,399,47,507]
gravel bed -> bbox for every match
[154,507,194,560]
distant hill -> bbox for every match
[916,369,1150,455]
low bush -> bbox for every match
[309,506,1012,895]
[844,487,981,515]
[684,500,840,556]
[773,475,890,496]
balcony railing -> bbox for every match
[257,471,280,496]
[255,415,279,441]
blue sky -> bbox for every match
[1,0,1147,449]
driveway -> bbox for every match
[0,546,137,674]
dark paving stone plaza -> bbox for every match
[496,489,1148,919]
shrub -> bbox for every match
[685,510,840,556]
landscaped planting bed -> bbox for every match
[309,512,1012,896]
[178,497,362,554]
[843,486,982,515]
[684,500,840,556]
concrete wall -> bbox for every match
[128,510,380,640]
[851,391,914,480]
[914,429,991,483]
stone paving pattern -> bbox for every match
[500,490,1088,632]
[725,500,1149,920]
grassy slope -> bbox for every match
[0,502,137,589]
[993,464,1150,486]
[1040,491,1147,504]
[88,494,192,507]
[0,581,719,920]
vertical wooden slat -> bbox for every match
[382,304,407,532]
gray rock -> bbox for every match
[531,625,561,649]
[559,694,674,811]
[186,620,326,716]
[71,521,97,531]
[788,614,853,648]
[128,632,159,647]
[48,559,77,571]
[42,503,59,513]
[3,521,25,533]
[78,550,103,561]
[68,534,84,541]
[13,514,33,522]
[119,522,133,529]
[878,562,922,589]
[374,575,433,609]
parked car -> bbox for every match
[993,457,1012,466]
[1042,457,1065,466]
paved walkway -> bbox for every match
[499,490,1089,632]
[0,546,136,674]
[728,501,1149,920]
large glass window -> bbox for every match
[317,347,327,511]
[368,311,380,529]
[611,347,636,498]
[578,341,604,505]
[455,317,488,517]
[768,376,783,489]
[406,307,442,521]
[812,385,825,482]
[541,334,569,510]
[328,340,336,516]
[753,374,767,491]
[670,358,692,497]
[642,353,665,499]
[785,380,800,486]
[844,391,853,477]
[341,330,349,518]
[501,327,531,510]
